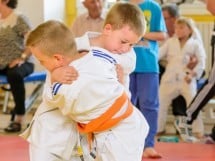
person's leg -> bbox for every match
[203,125,215,144]
[95,108,149,161]
[159,63,187,128]
[184,76,215,140]
[4,62,34,132]
[158,62,165,83]
[172,95,187,116]
[158,81,178,133]
[187,65,215,124]
[211,125,215,141]
[187,80,215,124]
[135,73,161,158]
[208,125,215,143]
[174,81,203,142]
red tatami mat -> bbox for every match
[144,142,215,161]
[0,135,214,161]
[0,135,29,161]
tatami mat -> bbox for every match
[0,135,214,161]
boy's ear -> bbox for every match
[103,24,113,34]
[53,54,64,66]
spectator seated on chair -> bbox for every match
[0,71,46,132]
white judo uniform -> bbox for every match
[21,47,148,161]
[158,36,206,133]
[76,32,136,97]
[21,75,82,161]
[44,48,149,161]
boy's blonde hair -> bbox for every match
[175,17,196,37]
[104,2,146,37]
[26,20,77,57]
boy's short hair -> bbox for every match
[26,20,77,57]
[104,2,146,37]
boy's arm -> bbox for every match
[41,70,79,116]
[42,72,59,106]
[44,81,79,117]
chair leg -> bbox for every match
[1,82,44,114]
[25,83,44,112]
[3,89,10,113]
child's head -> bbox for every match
[174,17,195,40]
[101,2,146,54]
[26,20,78,72]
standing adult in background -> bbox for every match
[71,0,105,37]
[162,3,179,37]
[0,0,34,132]
[129,0,167,158]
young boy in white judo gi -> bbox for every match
[22,2,149,161]
[52,31,136,98]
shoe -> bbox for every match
[142,147,162,159]
[4,122,21,133]
[174,116,198,143]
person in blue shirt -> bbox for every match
[130,0,167,158]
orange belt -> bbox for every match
[77,92,133,146]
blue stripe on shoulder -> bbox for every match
[52,83,62,95]
[92,49,117,64]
